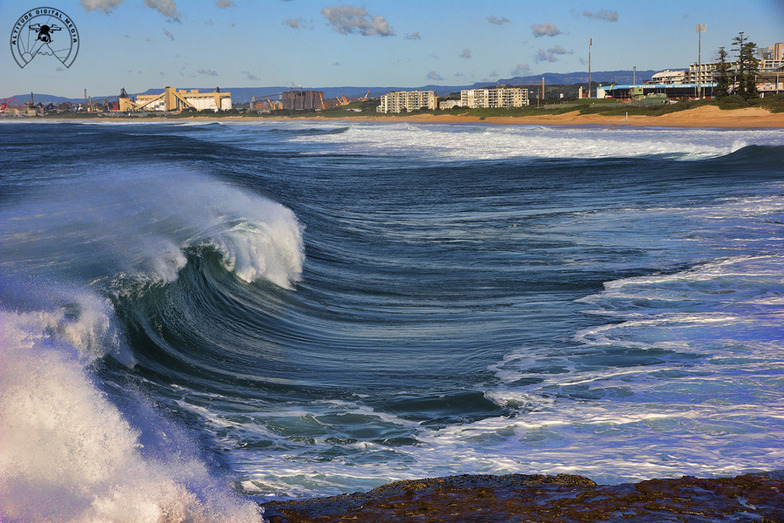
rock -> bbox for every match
[261,472,784,522]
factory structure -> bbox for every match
[281,89,325,111]
[119,86,232,112]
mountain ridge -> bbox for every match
[4,69,660,105]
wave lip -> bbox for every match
[0,165,305,290]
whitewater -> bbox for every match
[1,120,783,521]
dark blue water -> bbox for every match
[2,120,783,520]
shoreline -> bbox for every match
[10,105,784,129]
[277,105,784,129]
[261,471,784,522]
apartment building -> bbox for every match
[377,90,437,113]
[460,87,529,109]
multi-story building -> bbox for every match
[759,42,784,61]
[377,90,437,113]
[647,70,687,84]
[460,87,529,108]
[686,45,784,86]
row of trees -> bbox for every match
[714,32,760,100]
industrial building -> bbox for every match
[460,87,529,109]
[377,90,436,113]
[281,89,325,111]
[119,86,232,112]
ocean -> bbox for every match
[1,119,783,520]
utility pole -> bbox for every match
[588,38,592,99]
[696,24,706,98]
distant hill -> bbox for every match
[3,93,75,105]
[504,70,658,86]
[3,69,665,105]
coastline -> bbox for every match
[273,105,784,129]
[14,104,784,129]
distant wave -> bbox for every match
[265,126,350,136]
[709,144,784,168]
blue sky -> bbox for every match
[2,0,783,98]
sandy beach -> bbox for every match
[282,105,784,129]
[28,104,783,129]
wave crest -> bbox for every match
[0,165,305,289]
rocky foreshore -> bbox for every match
[261,471,784,522]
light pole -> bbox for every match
[588,38,592,99]
[696,24,706,98]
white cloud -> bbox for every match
[487,16,510,25]
[242,71,259,81]
[511,63,530,77]
[197,69,218,77]
[285,18,303,29]
[216,0,235,7]
[145,0,180,21]
[535,45,572,63]
[532,23,561,37]
[583,9,618,22]
[460,49,471,59]
[80,0,125,14]
[163,29,174,40]
[406,31,421,40]
[321,5,395,36]
[427,71,443,81]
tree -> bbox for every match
[731,32,760,100]
[715,46,732,98]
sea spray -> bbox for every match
[0,306,263,521]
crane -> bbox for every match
[1,97,18,113]
[361,90,369,101]
[318,92,326,110]
[337,92,350,106]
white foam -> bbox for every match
[0,307,263,521]
[287,122,784,161]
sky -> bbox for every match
[2,0,783,98]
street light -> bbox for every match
[588,38,592,99]
[696,24,707,98]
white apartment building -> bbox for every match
[377,90,437,113]
[648,69,687,84]
[460,87,529,108]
